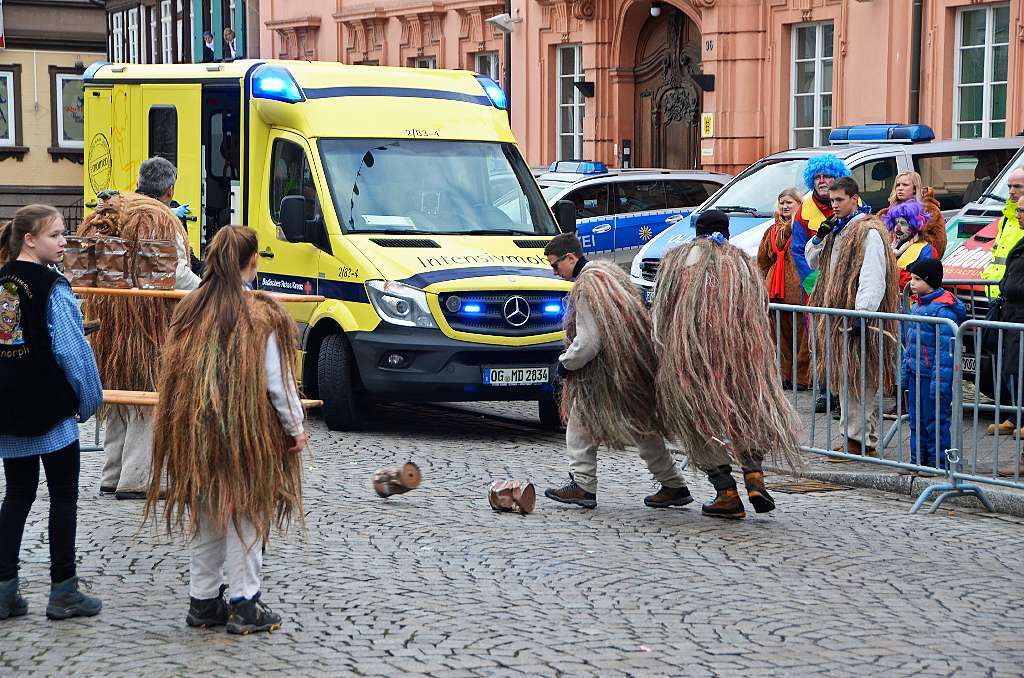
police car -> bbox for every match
[537,161,730,267]
[632,124,1024,302]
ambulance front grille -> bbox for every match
[439,291,566,337]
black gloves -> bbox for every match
[816,218,836,240]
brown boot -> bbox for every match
[701,488,746,519]
[743,471,776,514]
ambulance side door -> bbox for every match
[140,84,202,256]
[83,87,113,211]
[255,130,326,327]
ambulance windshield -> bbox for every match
[320,139,559,236]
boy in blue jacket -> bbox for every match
[902,258,966,469]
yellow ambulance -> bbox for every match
[82,59,574,430]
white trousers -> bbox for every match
[189,512,263,601]
[839,385,881,449]
[566,405,687,494]
[100,406,156,493]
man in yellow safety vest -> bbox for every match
[981,167,1024,293]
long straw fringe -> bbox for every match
[651,240,803,470]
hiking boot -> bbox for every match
[701,488,746,519]
[226,593,282,635]
[814,394,839,414]
[46,577,101,620]
[0,578,28,620]
[186,584,229,628]
[99,485,116,495]
[743,471,776,514]
[988,419,1016,435]
[643,484,693,509]
[543,475,596,509]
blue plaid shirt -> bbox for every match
[0,281,102,459]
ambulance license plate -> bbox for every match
[483,367,549,386]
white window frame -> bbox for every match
[556,44,585,161]
[413,56,437,69]
[953,3,1010,139]
[161,1,173,64]
[474,51,500,81]
[55,73,85,150]
[176,0,183,63]
[149,5,157,64]
[0,71,17,147]
[127,8,139,64]
[790,22,833,148]
[112,13,124,63]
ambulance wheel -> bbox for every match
[538,395,562,430]
[318,333,363,431]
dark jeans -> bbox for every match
[0,441,80,583]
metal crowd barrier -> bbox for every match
[768,294,1024,514]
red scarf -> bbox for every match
[767,221,792,301]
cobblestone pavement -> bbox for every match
[2,401,1023,677]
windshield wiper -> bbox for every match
[979,192,1005,203]
[459,228,539,236]
[714,205,760,215]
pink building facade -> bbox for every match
[259,0,1024,174]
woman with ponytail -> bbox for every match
[0,205,103,621]
[757,187,811,390]
[146,225,306,635]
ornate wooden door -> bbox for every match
[633,11,701,169]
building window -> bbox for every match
[413,56,437,68]
[954,4,1010,139]
[149,6,158,64]
[128,8,139,64]
[112,12,124,62]
[161,1,173,64]
[474,51,500,81]
[556,44,584,161]
[52,70,85,151]
[176,0,184,62]
[791,22,833,148]
[0,70,18,147]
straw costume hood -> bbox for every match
[560,260,661,448]
[808,214,901,399]
[77,193,184,396]
[147,292,303,541]
[651,239,802,469]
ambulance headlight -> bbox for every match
[252,65,305,104]
[365,280,438,329]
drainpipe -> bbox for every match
[909,0,924,124]
[504,0,512,120]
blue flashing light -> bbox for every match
[462,303,483,314]
[475,76,508,110]
[546,160,609,175]
[828,124,935,145]
[542,304,562,315]
[252,65,304,104]
[82,62,111,82]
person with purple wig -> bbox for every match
[881,199,936,292]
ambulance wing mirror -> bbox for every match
[554,200,576,233]
[279,196,309,243]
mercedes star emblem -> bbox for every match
[503,296,530,327]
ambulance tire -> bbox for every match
[318,333,363,431]
[538,395,562,431]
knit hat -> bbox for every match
[907,258,943,290]
[695,209,730,238]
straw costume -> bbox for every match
[146,291,304,543]
[653,210,801,519]
[543,236,690,510]
[78,193,193,498]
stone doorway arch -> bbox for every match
[631,7,702,169]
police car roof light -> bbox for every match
[828,124,935,145]
[475,76,508,110]
[252,65,305,104]
[546,160,608,175]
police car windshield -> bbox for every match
[319,139,559,236]
[983,151,1024,204]
[708,158,810,217]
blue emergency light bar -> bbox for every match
[475,76,508,110]
[828,124,935,145]
[252,65,305,104]
[462,304,483,314]
[542,303,562,315]
[547,160,608,175]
